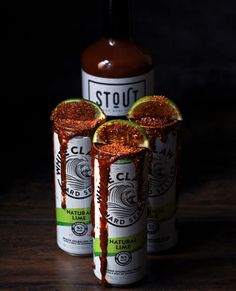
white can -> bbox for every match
[147,129,179,253]
[93,155,148,286]
[54,132,93,255]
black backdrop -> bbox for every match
[6,0,236,189]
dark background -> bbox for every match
[6,0,236,190]
[3,2,236,288]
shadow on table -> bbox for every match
[147,219,236,288]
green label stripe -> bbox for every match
[56,208,91,225]
[95,155,131,164]
[149,203,176,222]
[94,231,146,257]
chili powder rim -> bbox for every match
[50,98,106,133]
[92,119,150,149]
[127,95,183,129]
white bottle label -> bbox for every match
[81,69,154,116]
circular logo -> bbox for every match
[56,153,92,199]
[115,252,132,266]
[147,219,159,234]
[149,150,176,197]
[71,222,88,236]
[104,182,145,227]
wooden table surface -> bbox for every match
[1,107,236,290]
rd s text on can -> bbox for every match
[92,143,148,286]
[50,98,106,255]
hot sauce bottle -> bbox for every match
[81,0,154,119]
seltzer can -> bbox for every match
[147,128,179,253]
[54,132,93,255]
[93,155,148,285]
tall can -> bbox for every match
[127,95,183,253]
[50,98,106,256]
[147,126,181,252]
[91,120,149,286]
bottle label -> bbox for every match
[81,69,154,117]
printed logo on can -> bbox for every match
[148,132,177,197]
[71,222,88,236]
[115,252,132,266]
[55,135,92,199]
[147,219,159,234]
[96,161,146,227]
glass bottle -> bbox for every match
[81,0,154,119]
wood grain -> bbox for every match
[0,219,235,290]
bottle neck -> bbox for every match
[101,0,131,39]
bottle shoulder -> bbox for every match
[81,38,153,78]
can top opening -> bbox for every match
[93,119,149,149]
[127,95,182,129]
[51,99,106,133]
[94,143,146,156]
